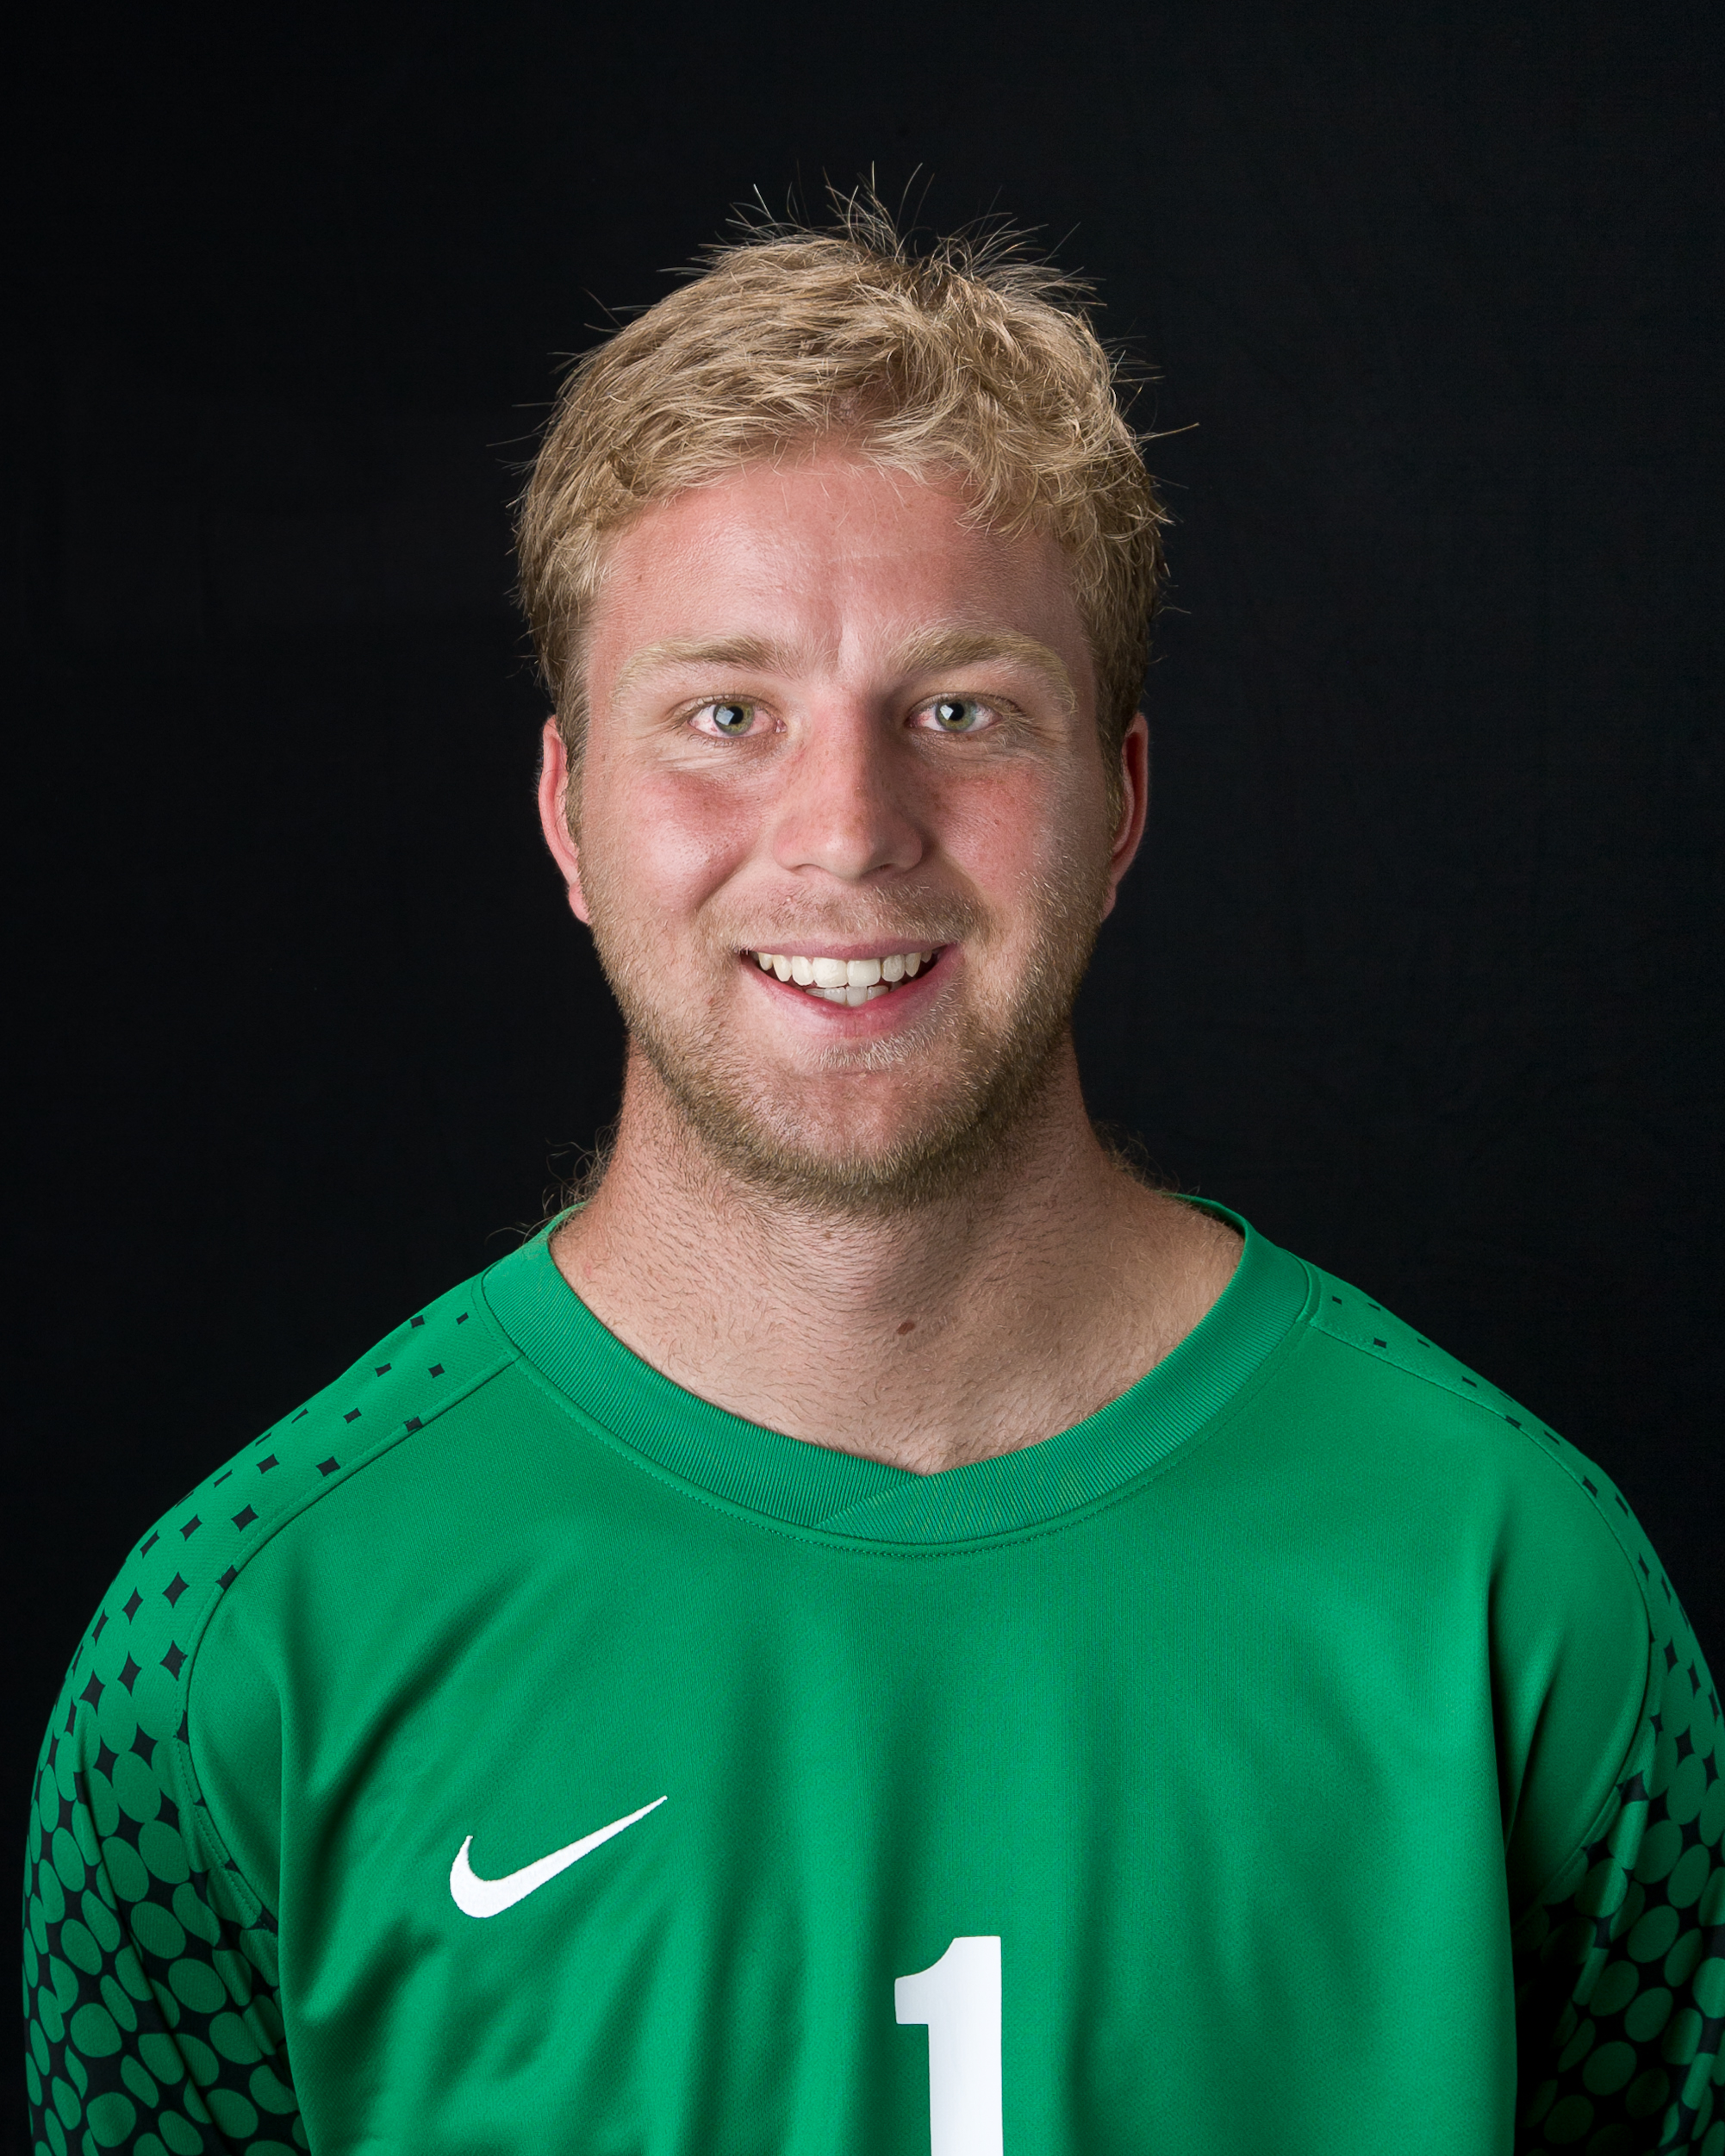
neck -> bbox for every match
[551,1038,1240,1474]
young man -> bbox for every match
[25,209,1722,2155]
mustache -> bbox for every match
[713,895,987,950]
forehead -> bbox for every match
[587,450,1089,685]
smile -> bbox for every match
[750,949,942,1006]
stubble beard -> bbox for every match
[582,857,1112,1219]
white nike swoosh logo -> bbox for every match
[450,1796,667,1918]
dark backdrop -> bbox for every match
[9,3,1722,2139]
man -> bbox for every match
[25,205,1722,2155]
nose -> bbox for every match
[769,701,926,883]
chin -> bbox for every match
[651,1044,1063,1219]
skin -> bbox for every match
[539,447,1240,1474]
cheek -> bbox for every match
[940,765,1105,911]
[582,762,758,921]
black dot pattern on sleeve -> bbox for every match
[1513,1614,1725,2153]
[1318,1274,1725,2151]
[22,1280,504,2154]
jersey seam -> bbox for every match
[177,1343,517,1919]
[1310,1320,1666,1629]
[1513,1622,1660,1927]
[1310,1321,1666,1918]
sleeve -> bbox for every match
[1512,1556,1725,2153]
[22,1548,303,2155]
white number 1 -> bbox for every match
[894,1935,1003,2156]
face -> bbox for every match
[538,447,1148,1213]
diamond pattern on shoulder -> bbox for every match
[1313,1273,1522,1414]
[44,1268,513,1931]
[1308,1272,1653,1530]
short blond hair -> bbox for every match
[516,198,1168,790]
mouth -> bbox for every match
[747,946,944,1007]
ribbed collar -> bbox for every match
[481,1205,1312,1548]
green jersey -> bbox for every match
[23,1211,1725,2153]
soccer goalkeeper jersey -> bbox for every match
[23,1210,1725,2154]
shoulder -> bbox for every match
[1278,1256,1695,1904]
[1298,1261,1667,1610]
[37,1268,520,1891]
[23,1272,524,2147]
[128,1267,511,1661]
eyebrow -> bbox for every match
[611,638,796,707]
[890,627,1077,714]
[611,628,1077,713]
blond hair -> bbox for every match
[516,197,1168,794]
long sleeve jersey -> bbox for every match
[23,1210,1725,2153]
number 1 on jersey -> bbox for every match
[894,1935,1003,2156]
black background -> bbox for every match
[9,3,1722,2139]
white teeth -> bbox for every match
[751,948,939,1001]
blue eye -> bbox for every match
[930,698,984,732]
[709,701,753,735]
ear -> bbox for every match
[1099,712,1150,920]
[536,718,591,925]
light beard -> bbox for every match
[582,864,1112,1219]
